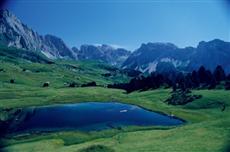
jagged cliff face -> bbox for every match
[187,39,230,73]
[0,9,77,59]
[75,44,131,66]
[122,40,230,73]
[0,10,41,50]
[122,42,195,73]
[1,9,230,71]
[0,9,130,64]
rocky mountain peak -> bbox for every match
[123,39,230,73]
[0,9,15,20]
[0,9,77,60]
[75,44,130,66]
[140,42,178,51]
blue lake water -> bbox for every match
[11,102,184,132]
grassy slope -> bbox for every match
[0,46,130,88]
[0,47,230,152]
[0,88,229,152]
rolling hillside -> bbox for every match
[0,45,131,89]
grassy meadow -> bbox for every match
[0,47,229,152]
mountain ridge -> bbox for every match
[1,9,230,72]
[122,39,230,73]
[0,9,131,65]
[0,9,77,60]
[74,44,131,66]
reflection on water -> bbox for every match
[7,102,184,133]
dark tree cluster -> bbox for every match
[42,82,49,87]
[10,79,15,83]
[68,82,78,87]
[81,81,97,87]
[108,65,229,93]
[108,73,171,93]
[165,89,202,105]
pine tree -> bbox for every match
[198,66,206,84]
[213,65,226,82]
[191,70,200,88]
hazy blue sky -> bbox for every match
[4,0,230,50]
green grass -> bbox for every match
[0,88,229,152]
[0,46,130,88]
[0,46,230,152]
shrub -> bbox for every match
[79,145,114,152]
[69,82,78,87]
[10,79,15,83]
[225,81,230,90]
[81,81,96,87]
[165,89,202,105]
[43,82,49,87]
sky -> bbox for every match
[2,0,230,51]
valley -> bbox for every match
[0,7,230,152]
[0,45,229,152]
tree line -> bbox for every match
[108,65,230,93]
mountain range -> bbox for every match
[0,9,77,60]
[122,39,230,73]
[1,9,230,73]
[0,9,130,65]
[72,44,130,66]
